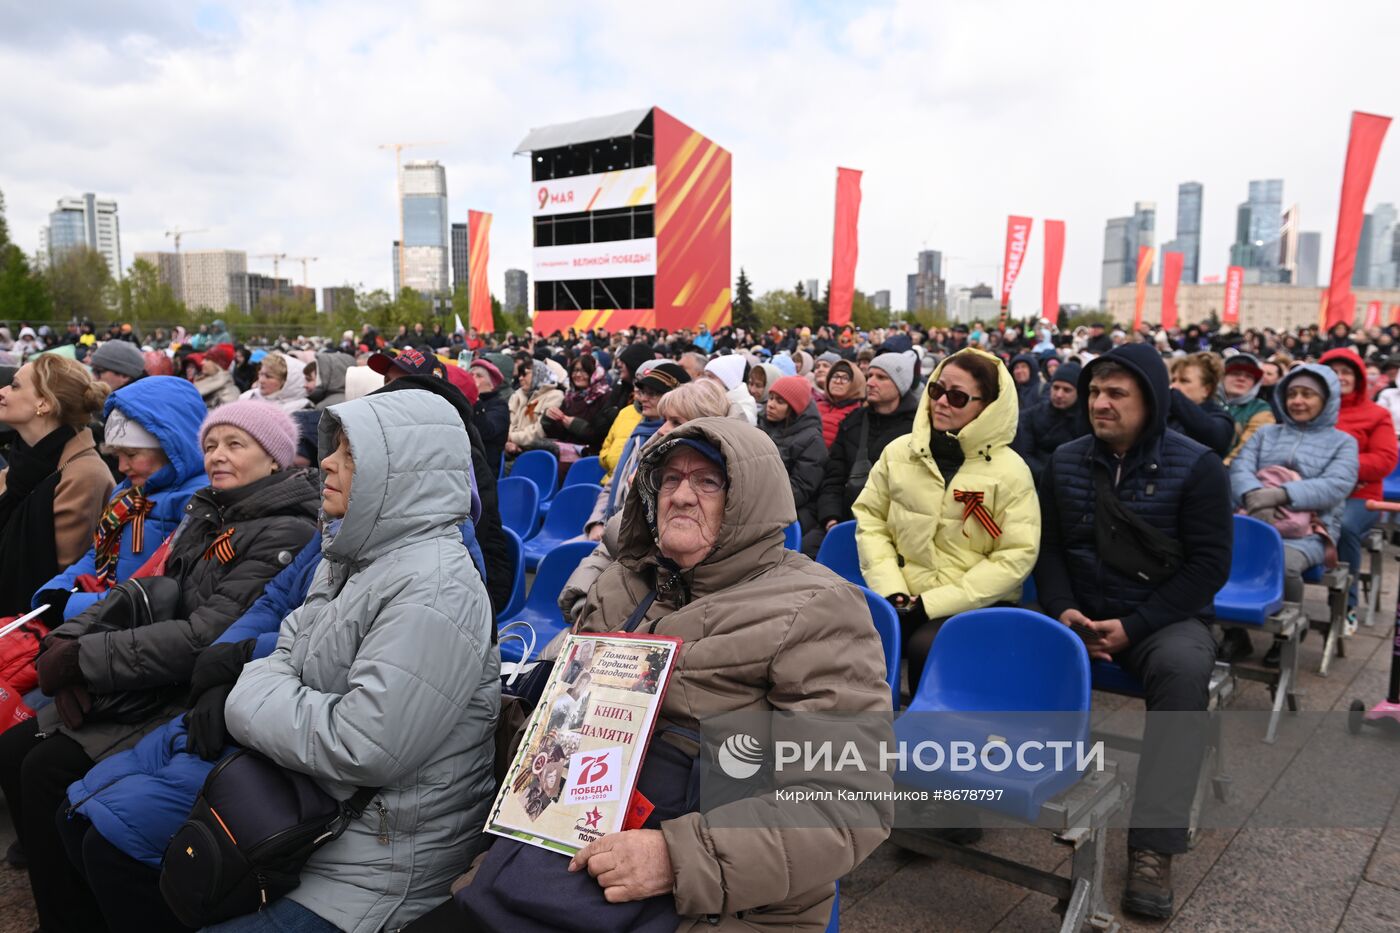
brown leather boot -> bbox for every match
[1123,847,1174,919]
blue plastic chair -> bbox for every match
[858,585,902,710]
[826,880,839,933]
[522,484,603,571]
[815,520,865,586]
[1020,573,1038,607]
[496,477,540,539]
[500,527,526,622]
[893,607,1091,823]
[498,540,598,663]
[1385,460,1400,502]
[784,521,801,551]
[541,456,606,516]
[497,450,505,479]
[510,449,559,505]
[1213,515,1285,625]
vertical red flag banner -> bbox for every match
[1042,220,1065,321]
[1365,300,1383,329]
[1390,304,1400,325]
[467,210,493,333]
[1160,251,1184,330]
[1132,246,1155,331]
[827,168,862,327]
[1000,215,1033,320]
[1326,111,1392,328]
[1223,266,1244,325]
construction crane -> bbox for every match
[164,227,208,252]
[378,141,446,292]
[255,253,288,285]
[289,256,318,288]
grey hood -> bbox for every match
[319,391,472,567]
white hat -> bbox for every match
[104,408,161,450]
[704,355,747,391]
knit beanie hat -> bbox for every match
[103,408,161,449]
[870,352,915,396]
[769,375,812,413]
[199,399,298,469]
[204,344,235,370]
[469,358,504,389]
[1288,371,1328,399]
[89,340,148,379]
[817,351,843,366]
[704,355,747,391]
[1051,361,1082,387]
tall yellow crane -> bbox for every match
[289,256,318,288]
[255,253,288,285]
[164,227,208,252]
[378,141,446,293]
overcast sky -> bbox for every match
[4,0,1400,313]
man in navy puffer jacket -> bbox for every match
[1034,343,1232,922]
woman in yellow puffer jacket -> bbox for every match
[854,347,1040,693]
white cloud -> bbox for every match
[4,0,1400,315]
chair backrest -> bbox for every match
[784,521,801,551]
[539,484,604,539]
[858,585,902,710]
[914,607,1090,714]
[1228,514,1285,606]
[496,476,540,538]
[500,527,526,620]
[497,449,505,479]
[526,540,600,616]
[815,520,865,586]
[511,449,559,501]
[1385,458,1400,501]
[1020,573,1038,607]
[563,456,605,490]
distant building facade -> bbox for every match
[1101,202,1155,302]
[1106,282,1400,333]
[906,249,943,312]
[395,160,450,296]
[451,222,469,292]
[137,249,248,312]
[1160,181,1202,284]
[504,268,529,314]
[43,193,122,278]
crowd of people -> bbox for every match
[0,308,1394,931]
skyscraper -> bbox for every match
[1230,179,1285,279]
[505,269,528,314]
[906,250,943,311]
[451,222,469,292]
[1174,182,1202,284]
[1100,202,1154,302]
[1368,203,1398,288]
[44,193,122,278]
[804,278,820,301]
[1296,232,1321,287]
[136,249,247,312]
[1354,215,1374,287]
[395,160,449,295]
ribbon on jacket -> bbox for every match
[92,488,154,586]
[203,527,236,564]
[953,489,1002,540]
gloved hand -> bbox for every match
[184,683,235,761]
[32,589,72,628]
[36,637,84,695]
[53,685,92,730]
[186,639,257,705]
[1243,487,1289,511]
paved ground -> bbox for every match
[0,564,1397,932]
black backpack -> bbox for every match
[159,748,377,928]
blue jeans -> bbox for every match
[1339,497,1377,608]
[202,898,341,933]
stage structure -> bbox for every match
[515,107,731,334]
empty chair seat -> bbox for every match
[498,540,599,663]
[541,456,606,516]
[815,520,865,586]
[499,527,526,621]
[495,476,540,539]
[522,484,604,571]
[1213,515,1285,625]
[510,449,559,504]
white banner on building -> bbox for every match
[533,238,657,282]
[532,167,656,217]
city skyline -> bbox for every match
[4,1,1400,315]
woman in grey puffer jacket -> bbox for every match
[1230,363,1359,602]
[220,391,500,933]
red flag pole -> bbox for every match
[1325,111,1391,328]
[828,168,862,327]
[1160,252,1184,330]
[1000,215,1033,327]
[1042,220,1065,323]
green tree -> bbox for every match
[849,289,887,331]
[732,267,758,332]
[46,246,112,321]
[117,257,187,328]
[754,289,812,330]
[0,190,50,321]
[793,280,806,300]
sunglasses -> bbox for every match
[927,382,983,409]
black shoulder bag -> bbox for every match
[1092,468,1184,586]
[158,748,379,928]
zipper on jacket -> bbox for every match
[257,872,268,908]
[376,803,390,844]
[66,775,127,818]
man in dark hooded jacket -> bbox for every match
[1034,344,1232,921]
[1009,352,1046,411]
[1012,361,1088,481]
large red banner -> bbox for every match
[467,210,493,333]
[1223,266,1244,325]
[1132,246,1155,331]
[1365,300,1382,329]
[1042,220,1064,321]
[1160,251,1184,330]
[1000,215,1033,312]
[1326,111,1391,328]
[828,167,862,327]
[1391,304,1400,325]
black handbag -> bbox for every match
[66,576,184,724]
[1093,469,1184,586]
[158,748,379,928]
